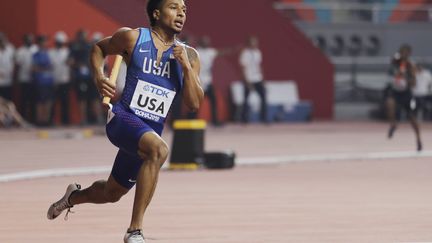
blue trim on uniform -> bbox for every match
[129,28,143,69]
[142,28,151,42]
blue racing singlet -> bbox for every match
[120,28,184,125]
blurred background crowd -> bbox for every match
[0,30,105,128]
[1,0,432,129]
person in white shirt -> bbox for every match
[49,31,71,125]
[0,32,15,101]
[239,36,267,123]
[413,63,432,120]
[15,34,38,122]
[196,36,223,126]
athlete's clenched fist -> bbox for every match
[173,42,191,69]
[95,75,116,98]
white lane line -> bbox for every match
[0,166,111,183]
[237,150,432,165]
[1,150,431,182]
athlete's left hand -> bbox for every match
[173,43,191,69]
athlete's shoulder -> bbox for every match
[109,27,141,55]
[185,45,200,63]
[113,27,139,42]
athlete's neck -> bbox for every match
[151,27,175,46]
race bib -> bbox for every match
[130,80,176,122]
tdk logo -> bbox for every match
[144,85,170,98]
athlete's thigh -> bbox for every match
[110,133,167,189]
[106,104,155,156]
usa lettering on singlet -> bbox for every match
[130,80,176,122]
[122,28,183,124]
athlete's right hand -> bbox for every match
[96,76,116,98]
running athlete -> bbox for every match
[385,44,422,151]
[47,1,204,242]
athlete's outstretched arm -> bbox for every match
[90,27,138,99]
[173,45,204,111]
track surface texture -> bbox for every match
[1,122,432,243]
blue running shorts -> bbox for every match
[106,103,163,189]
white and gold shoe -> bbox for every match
[47,183,81,220]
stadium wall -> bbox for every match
[0,0,37,45]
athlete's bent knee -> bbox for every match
[158,143,169,166]
[149,142,169,166]
[139,142,169,166]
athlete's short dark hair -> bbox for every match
[147,0,165,27]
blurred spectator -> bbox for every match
[70,29,103,125]
[0,32,15,101]
[239,36,267,123]
[413,63,432,120]
[15,33,38,123]
[0,96,31,129]
[49,31,71,125]
[195,36,224,126]
[32,35,54,126]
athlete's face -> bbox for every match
[156,0,187,34]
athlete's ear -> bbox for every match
[153,10,160,21]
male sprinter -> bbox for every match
[47,0,204,242]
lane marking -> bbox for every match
[1,150,431,182]
[237,150,432,165]
[0,166,111,183]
